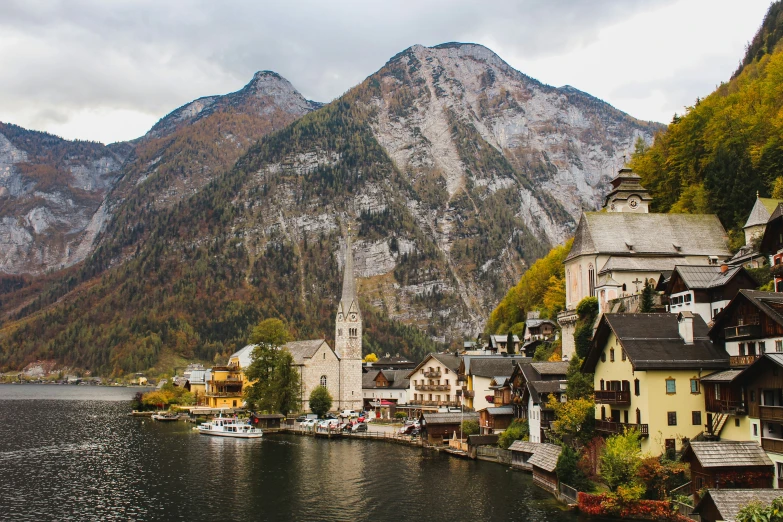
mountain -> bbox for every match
[631,1,783,240]
[0,123,131,274]
[0,43,660,374]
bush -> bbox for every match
[461,420,479,436]
[556,445,593,492]
[394,411,407,420]
[498,419,529,449]
[601,429,643,492]
[637,456,689,500]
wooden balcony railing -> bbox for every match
[760,405,783,422]
[423,369,442,378]
[595,390,631,405]
[596,420,649,436]
[762,437,783,454]
[730,355,762,367]
[463,390,475,398]
[706,399,746,414]
[415,384,450,391]
[724,324,762,340]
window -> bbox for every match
[588,264,595,297]
[751,390,756,403]
[690,379,700,394]
[668,412,677,426]
[636,408,641,424]
[320,375,327,387]
[715,385,721,400]
[754,423,759,436]
[760,341,767,354]
[684,293,692,303]
[610,348,615,362]
[323,352,326,359]
[634,379,640,396]
[735,418,741,427]
[600,379,605,390]
[776,340,783,352]
[445,379,449,385]
[692,411,702,426]
[622,349,626,362]
[739,343,746,356]
[601,352,606,363]
[445,368,449,374]
[666,379,676,394]
[749,342,757,355]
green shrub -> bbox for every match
[498,419,529,449]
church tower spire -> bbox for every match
[335,227,362,410]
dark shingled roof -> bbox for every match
[509,440,539,453]
[531,361,569,375]
[485,406,513,415]
[527,443,562,473]
[423,412,479,425]
[406,352,461,379]
[567,212,730,262]
[670,265,746,290]
[694,489,783,522]
[584,313,729,372]
[362,369,410,390]
[284,340,331,364]
[683,441,773,469]
[469,356,529,378]
[701,369,743,383]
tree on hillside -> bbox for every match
[566,355,593,401]
[548,395,595,447]
[309,386,333,417]
[772,176,783,199]
[507,330,516,354]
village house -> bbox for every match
[487,334,520,354]
[523,311,557,342]
[729,195,783,268]
[205,344,252,408]
[459,355,528,411]
[477,405,514,435]
[699,368,749,441]
[693,489,783,522]
[760,203,783,291]
[508,361,569,443]
[422,411,479,445]
[709,290,783,366]
[583,312,729,455]
[731,354,783,487]
[362,368,410,415]
[406,353,461,411]
[681,441,773,504]
[663,264,757,323]
[558,168,731,358]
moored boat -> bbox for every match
[197,416,263,438]
[151,412,181,421]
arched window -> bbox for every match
[610,348,615,362]
[622,283,627,292]
[320,375,327,387]
[600,379,605,390]
[588,264,595,297]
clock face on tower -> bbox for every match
[628,196,640,209]
[350,313,357,321]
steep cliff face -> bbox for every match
[0,44,662,373]
[0,123,131,274]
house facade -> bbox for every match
[459,355,528,411]
[362,369,410,411]
[583,312,729,455]
[709,290,783,366]
[406,353,461,409]
[508,361,569,443]
[665,264,757,323]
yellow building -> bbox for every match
[205,345,255,409]
[583,312,730,455]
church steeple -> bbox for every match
[603,167,652,213]
[335,228,362,361]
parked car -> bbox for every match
[324,413,338,420]
[340,410,359,418]
[352,422,368,433]
[295,415,308,423]
[318,419,340,430]
[399,422,420,435]
[340,422,353,432]
[302,418,318,429]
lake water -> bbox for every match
[0,384,603,521]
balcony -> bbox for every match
[205,391,243,398]
[596,420,649,436]
[762,437,783,454]
[463,390,475,398]
[730,354,761,367]
[415,384,450,391]
[595,390,631,405]
[760,405,783,422]
[419,400,460,407]
[423,369,442,378]
[724,324,762,340]
[707,399,746,414]
[457,375,466,383]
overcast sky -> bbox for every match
[0,0,772,144]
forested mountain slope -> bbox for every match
[631,1,783,240]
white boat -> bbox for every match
[151,412,180,421]
[197,416,263,438]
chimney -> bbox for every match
[720,263,728,273]
[678,312,694,344]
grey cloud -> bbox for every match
[0,0,679,140]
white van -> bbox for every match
[340,410,359,418]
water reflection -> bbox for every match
[0,385,604,521]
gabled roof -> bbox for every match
[485,406,514,415]
[284,340,332,364]
[469,356,529,378]
[710,290,783,338]
[682,441,772,469]
[527,443,562,473]
[735,353,783,385]
[517,362,567,404]
[509,440,539,453]
[584,313,729,372]
[489,334,520,343]
[526,319,556,328]
[693,489,783,522]
[669,264,748,290]
[567,212,730,262]
[598,256,690,275]
[531,361,569,375]
[406,352,461,378]
[700,369,743,383]
[744,196,783,228]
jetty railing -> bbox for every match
[558,482,578,505]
